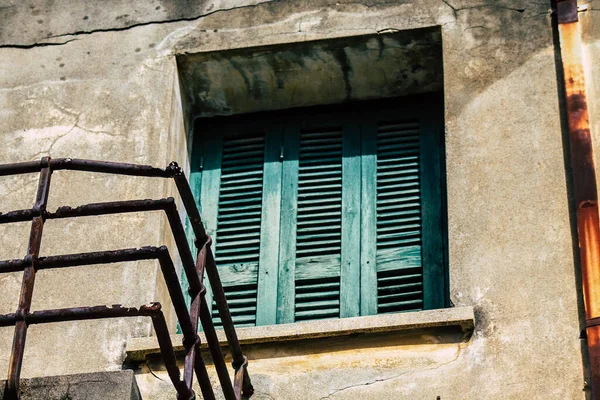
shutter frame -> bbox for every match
[255,127,284,326]
[419,111,446,310]
[199,131,223,319]
[276,125,300,324]
[360,123,378,316]
[340,122,362,318]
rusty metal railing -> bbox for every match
[0,157,253,400]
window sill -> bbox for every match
[125,306,474,362]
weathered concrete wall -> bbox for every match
[0,0,591,399]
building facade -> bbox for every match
[0,0,599,398]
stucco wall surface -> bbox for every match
[0,0,591,399]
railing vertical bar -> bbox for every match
[172,165,253,397]
[147,304,194,400]
[164,199,203,295]
[156,250,196,345]
[204,250,244,363]
[171,168,245,358]
[5,157,52,400]
[199,298,236,400]
[184,243,215,400]
[168,164,209,243]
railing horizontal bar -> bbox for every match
[0,199,172,225]
[0,247,165,274]
[0,304,161,327]
[0,159,174,178]
[0,247,198,345]
[50,158,173,177]
[39,246,164,267]
[0,209,36,224]
[47,198,174,219]
[0,303,195,399]
[0,160,43,176]
[0,198,205,297]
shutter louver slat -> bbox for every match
[212,132,265,328]
[295,128,343,322]
[376,121,425,314]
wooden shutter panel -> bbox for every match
[294,128,343,322]
[211,132,265,327]
[375,121,425,313]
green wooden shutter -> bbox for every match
[375,120,425,313]
[191,98,446,328]
[211,132,265,327]
[293,128,343,322]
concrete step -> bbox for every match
[0,370,141,400]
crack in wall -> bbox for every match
[442,0,526,19]
[317,344,464,399]
[0,0,280,50]
[0,38,79,50]
[0,0,534,50]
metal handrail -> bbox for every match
[0,157,253,400]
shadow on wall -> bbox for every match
[176,27,443,119]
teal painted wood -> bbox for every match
[419,115,445,310]
[198,133,223,318]
[212,130,265,327]
[276,125,300,324]
[340,123,361,318]
[177,136,204,334]
[181,136,203,310]
[294,127,343,322]
[255,127,284,326]
[360,123,378,316]
[295,254,341,280]
[190,96,447,327]
[376,246,421,272]
[190,136,215,320]
[375,120,424,314]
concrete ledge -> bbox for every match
[0,370,141,400]
[126,306,475,362]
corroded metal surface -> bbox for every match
[557,1,600,397]
[0,157,252,400]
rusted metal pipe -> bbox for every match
[46,197,203,296]
[0,303,194,399]
[184,242,216,400]
[0,209,36,224]
[50,158,172,177]
[233,356,249,399]
[0,157,252,399]
[171,163,253,397]
[0,160,43,176]
[168,163,209,244]
[5,157,51,400]
[556,0,600,396]
[0,198,205,296]
[0,158,172,177]
[0,245,199,345]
